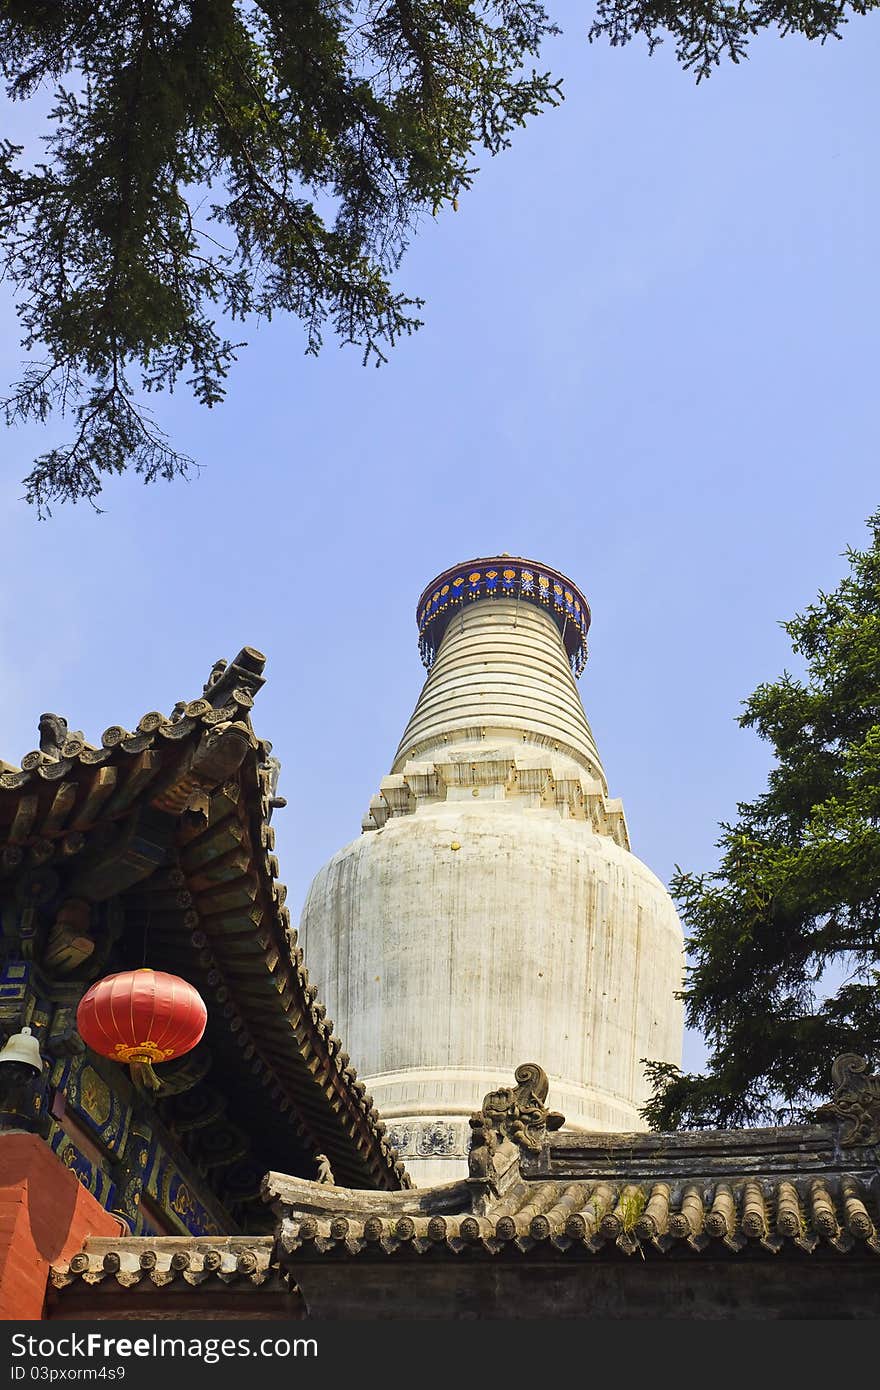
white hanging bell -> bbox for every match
[0,1026,43,1072]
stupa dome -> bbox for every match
[299,557,684,1183]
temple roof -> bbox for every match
[46,1061,880,1319]
[0,649,408,1203]
[268,1140,880,1261]
[267,1060,880,1261]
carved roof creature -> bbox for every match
[469,1064,566,1180]
[816,1054,880,1147]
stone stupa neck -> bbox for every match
[392,581,606,789]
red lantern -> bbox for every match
[76,968,207,1091]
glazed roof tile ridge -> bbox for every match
[49,1236,283,1291]
[1,707,221,789]
[270,1169,880,1259]
[48,1167,880,1290]
[0,650,410,1190]
[270,1059,880,1253]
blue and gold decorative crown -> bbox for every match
[416,556,591,676]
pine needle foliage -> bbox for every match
[2,2,877,510]
[643,512,880,1131]
[0,0,562,511]
[588,0,878,84]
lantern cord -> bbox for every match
[142,913,151,969]
[130,1060,161,1092]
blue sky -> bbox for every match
[1,9,878,1076]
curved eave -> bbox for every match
[0,673,409,1193]
[147,744,408,1190]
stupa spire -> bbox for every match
[394,556,605,788]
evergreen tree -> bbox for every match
[588,0,877,84]
[1,2,876,509]
[643,511,880,1131]
[0,0,562,511]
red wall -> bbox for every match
[0,1133,120,1320]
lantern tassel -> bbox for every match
[130,1060,162,1093]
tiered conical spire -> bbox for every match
[394,590,606,787]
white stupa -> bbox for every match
[299,557,684,1183]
